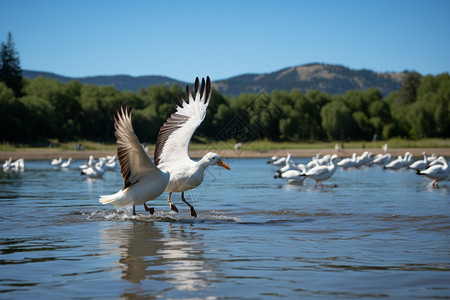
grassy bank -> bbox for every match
[1,138,449,152]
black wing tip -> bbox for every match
[184,76,212,103]
[186,85,192,102]
[200,77,205,99]
[195,77,200,94]
[205,76,211,104]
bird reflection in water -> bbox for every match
[99,220,212,297]
[158,223,211,291]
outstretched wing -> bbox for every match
[114,102,162,189]
[154,76,211,167]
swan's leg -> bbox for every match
[168,192,179,212]
[144,203,154,215]
[132,205,136,216]
[181,192,197,218]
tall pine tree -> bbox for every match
[0,32,23,97]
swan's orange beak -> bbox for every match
[217,159,231,170]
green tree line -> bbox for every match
[0,72,449,144]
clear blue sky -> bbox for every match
[1,0,449,82]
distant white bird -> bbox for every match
[306,153,322,169]
[409,152,429,171]
[270,156,287,166]
[276,153,297,173]
[382,143,388,153]
[153,77,230,218]
[267,156,280,164]
[416,156,449,188]
[9,158,25,171]
[3,157,12,171]
[337,153,357,168]
[274,169,306,185]
[99,103,169,215]
[81,159,105,179]
[61,158,72,169]
[402,152,414,168]
[302,154,338,188]
[51,157,62,166]
[79,155,95,170]
[384,155,403,170]
[384,152,411,170]
[102,155,117,170]
[355,151,372,168]
[371,153,391,165]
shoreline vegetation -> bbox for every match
[1,139,449,160]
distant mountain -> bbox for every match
[22,70,188,91]
[23,63,409,98]
[213,63,408,97]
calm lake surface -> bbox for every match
[1,157,449,299]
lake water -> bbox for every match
[1,157,449,299]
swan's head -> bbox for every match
[202,152,231,170]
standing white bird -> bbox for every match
[384,152,411,170]
[100,156,117,170]
[79,155,95,170]
[3,157,12,171]
[274,169,306,185]
[51,157,62,166]
[371,153,391,165]
[99,103,170,215]
[409,152,429,171]
[384,155,404,170]
[9,158,25,171]
[276,153,297,173]
[302,154,339,188]
[355,151,372,168]
[81,159,105,179]
[270,156,287,166]
[61,158,72,169]
[337,153,357,169]
[154,77,230,218]
[416,156,449,188]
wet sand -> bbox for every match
[1,147,449,161]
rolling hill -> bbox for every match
[23,63,409,98]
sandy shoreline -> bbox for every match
[1,147,450,161]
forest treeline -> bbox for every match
[0,72,449,145]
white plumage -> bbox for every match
[275,169,306,185]
[337,153,357,168]
[51,157,62,166]
[303,154,338,188]
[416,156,449,188]
[81,159,105,179]
[409,152,429,171]
[61,158,72,169]
[99,103,170,215]
[384,152,411,170]
[153,77,230,217]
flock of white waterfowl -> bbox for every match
[3,154,117,176]
[270,150,449,188]
[2,77,449,219]
[2,157,25,172]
